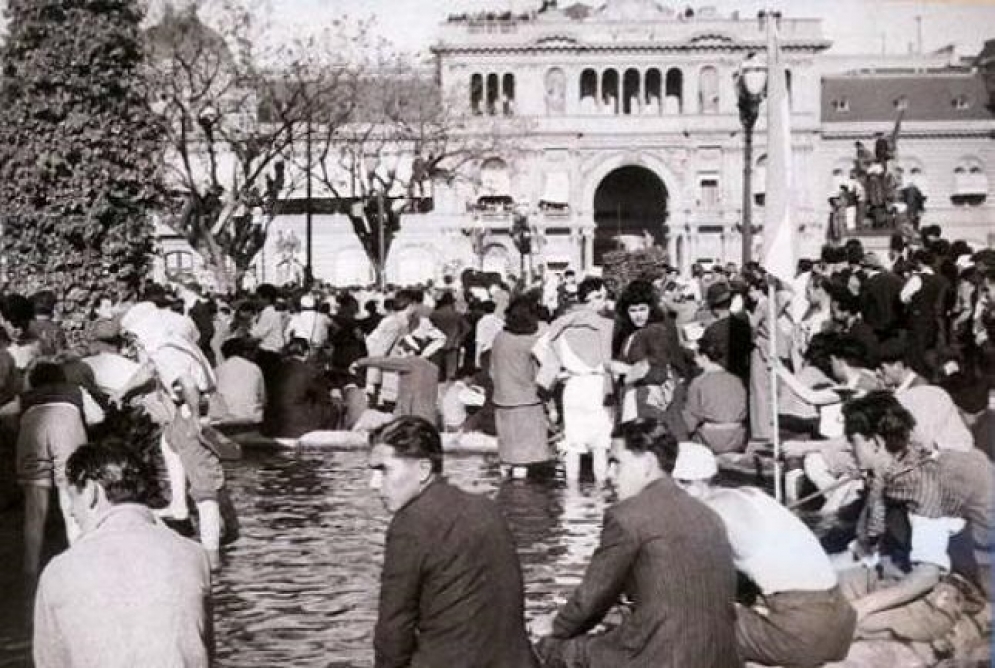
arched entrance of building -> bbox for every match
[592,165,668,265]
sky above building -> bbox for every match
[265,0,995,58]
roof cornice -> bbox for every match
[432,41,831,56]
[821,126,995,140]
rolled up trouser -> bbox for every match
[561,375,612,454]
[163,413,224,503]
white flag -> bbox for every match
[762,19,796,284]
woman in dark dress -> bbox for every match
[611,279,690,437]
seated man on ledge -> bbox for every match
[533,418,741,668]
[368,416,538,668]
[839,392,992,643]
[673,442,856,666]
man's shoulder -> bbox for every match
[614,480,724,530]
[699,368,742,387]
[44,516,204,577]
[395,481,498,533]
[219,356,262,375]
[608,480,675,524]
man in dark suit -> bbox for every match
[368,416,538,668]
[902,249,949,374]
[699,282,752,383]
[534,419,742,668]
[859,253,904,339]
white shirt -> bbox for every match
[285,310,330,348]
[251,305,286,353]
[909,514,965,571]
[705,487,838,594]
[83,353,141,397]
[210,356,265,424]
[895,383,973,453]
[475,314,505,365]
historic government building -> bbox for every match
[159,1,995,287]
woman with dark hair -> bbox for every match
[611,280,688,430]
[490,293,551,472]
[683,335,747,453]
[329,293,368,374]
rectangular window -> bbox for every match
[700,178,720,208]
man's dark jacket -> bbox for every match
[861,270,904,336]
[548,477,742,668]
[700,313,752,382]
[374,479,538,668]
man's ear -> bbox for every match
[639,451,659,479]
[418,459,434,482]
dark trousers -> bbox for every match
[255,348,282,391]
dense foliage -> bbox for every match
[0,0,164,325]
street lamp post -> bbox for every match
[511,204,533,281]
[304,114,314,288]
[736,53,767,266]
[376,189,387,292]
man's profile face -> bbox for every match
[878,361,904,388]
[368,444,429,513]
[849,432,891,477]
[584,288,607,309]
[67,480,98,534]
[607,439,652,501]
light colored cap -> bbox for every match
[673,442,718,481]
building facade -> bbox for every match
[159,1,995,287]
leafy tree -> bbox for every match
[146,1,362,292]
[0,0,164,329]
[305,56,526,288]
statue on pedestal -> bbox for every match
[275,229,303,286]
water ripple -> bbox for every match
[0,449,612,668]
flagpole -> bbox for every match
[763,8,785,503]
[769,280,782,503]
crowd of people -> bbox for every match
[4,221,993,666]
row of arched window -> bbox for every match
[468,66,793,116]
[577,67,688,115]
[470,73,516,116]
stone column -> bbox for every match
[684,67,700,115]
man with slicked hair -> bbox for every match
[534,418,741,668]
[33,443,213,668]
[368,416,538,668]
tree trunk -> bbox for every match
[373,261,385,291]
[202,246,235,294]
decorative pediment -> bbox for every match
[687,32,737,46]
[534,33,581,47]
